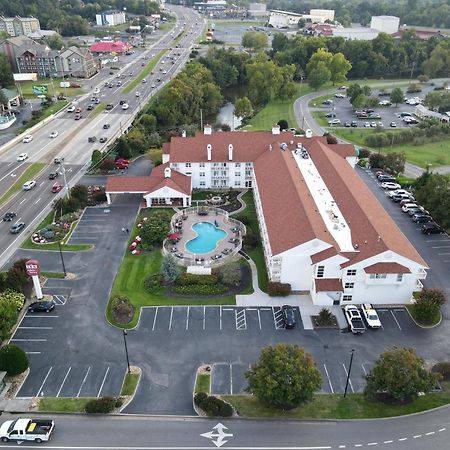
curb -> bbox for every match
[119,367,142,413]
[404,305,443,329]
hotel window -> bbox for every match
[213,171,219,176]
[397,274,403,282]
[235,181,241,187]
[200,181,206,186]
[235,163,241,168]
[221,171,227,176]
[199,163,205,168]
[235,172,240,177]
[369,273,387,279]
[172,163,178,169]
[346,269,356,276]
[200,172,205,177]
[316,265,324,278]
[245,162,251,167]
[185,163,191,168]
[245,170,252,176]
[344,282,354,289]
[342,295,352,302]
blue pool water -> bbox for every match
[186,222,227,254]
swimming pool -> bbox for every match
[186,222,227,254]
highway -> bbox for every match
[0,5,204,267]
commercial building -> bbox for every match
[95,10,126,27]
[309,9,335,22]
[89,40,132,55]
[370,15,400,34]
[332,26,380,40]
[269,10,327,28]
[248,3,268,19]
[58,46,98,78]
[0,16,40,37]
[106,128,427,305]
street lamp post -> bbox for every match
[122,329,131,373]
[57,241,67,276]
[344,349,355,398]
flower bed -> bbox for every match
[31,211,81,245]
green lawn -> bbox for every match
[330,128,450,168]
[15,79,82,99]
[0,163,45,206]
[312,111,330,127]
[309,93,338,108]
[225,390,450,419]
[121,373,140,396]
[239,191,268,292]
[38,397,93,413]
[41,271,66,279]
[406,304,442,327]
[123,50,167,94]
[195,373,211,394]
[89,102,106,119]
[244,83,313,131]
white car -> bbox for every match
[49,131,59,138]
[402,203,418,212]
[381,182,401,190]
[361,304,381,329]
[334,93,346,98]
[364,122,370,127]
[328,119,341,125]
[388,189,411,198]
[67,105,75,112]
[23,180,36,190]
[135,91,140,97]
[22,135,33,143]
[121,103,129,110]
[142,78,147,83]
[93,87,100,94]
[17,153,28,161]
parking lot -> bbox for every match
[67,207,114,244]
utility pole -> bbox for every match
[344,349,355,398]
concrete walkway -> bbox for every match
[229,189,248,216]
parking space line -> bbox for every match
[37,367,53,396]
[220,306,222,330]
[390,310,402,330]
[323,364,334,393]
[26,351,41,355]
[77,367,91,397]
[152,307,158,331]
[56,367,72,397]
[186,306,189,330]
[18,326,53,330]
[97,366,110,397]
[230,364,233,395]
[260,308,271,311]
[11,338,47,342]
[257,309,262,330]
[25,315,58,318]
[272,307,285,330]
[235,309,247,330]
[168,307,173,330]
[342,363,354,393]
[203,306,206,330]
[361,363,367,376]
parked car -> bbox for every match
[344,305,366,334]
[335,93,346,98]
[381,182,401,190]
[49,131,59,138]
[28,300,55,312]
[49,172,59,180]
[17,153,28,161]
[22,180,36,190]
[412,214,432,223]
[9,222,25,234]
[361,304,381,329]
[325,112,336,118]
[408,206,428,216]
[399,197,416,207]
[328,118,341,125]
[390,122,397,127]
[351,121,358,127]
[364,121,371,127]
[2,212,17,222]
[51,183,63,193]
[388,189,411,198]
[401,203,418,212]
[22,135,33,143]
[421,222,443,235]
[344,121,351,127]
[281,305,296,329]
[322,99,333,105]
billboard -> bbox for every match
[25,259,41,277]
[13,73,38,81]
[32,85,48,95]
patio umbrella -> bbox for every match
[168,233,181,240]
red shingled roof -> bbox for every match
[310,247,338,264]
[363,262,411,274]
[315,278,343,292]
[89,41,131,53]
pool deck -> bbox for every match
[165,209,244,266]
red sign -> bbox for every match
[25,259,40,277]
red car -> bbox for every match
[75,107,81,113]
[51,183,63,193]
[115,158,130,169]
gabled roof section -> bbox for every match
[363,262,411,274]
[315,278,343,292]
[310,246,338,264]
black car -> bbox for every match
[10,222,25,234]
[99,137,107,143]
[412,214,432,223]
[86,104,94,111]
[378,175,396,183]
[88,136,97,143]
[48,172,59,180]
[103,123,111,129]
[2,212,16,221]
[119,99,126,105]
[351,121,358,127]
[28,300,55,313]
[281,305,296,329]
[421,222,443,235]
[105,104,114,110]
[325,112,336,118]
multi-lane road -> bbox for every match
[0,5,204,267]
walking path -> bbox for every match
[229,189,248,216]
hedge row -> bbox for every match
[268,282,291,297]
[85,396,120,413]
[176,273,218,286]
[194,392,233,417]
[173,284,228,295]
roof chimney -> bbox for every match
[272,124,280,135]
[204,124,212,135]
[305,129,313,138]
[228,144,233,161]
[164,167,171,178]
[182,129,186,138]
[207,144,212,161]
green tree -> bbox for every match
[365,347,439,402]
[423,44,450,78]
[242,31,268,53]
[160,254,180,283]
[0,296,19,340]
[277,119,289,130]
[412,288,447,324]
[425,91,450,113]
[115,137,132,159]
[45,33,64,50]
[139,113,157,134]
[384,151,406,175]
[91,149,102,166]
[0,344,29,376]
[0,54,13,87]
[329,52,352,85]
[0,289,25,310]
[390,87,404,107]
[218,261,241,285]
[0,89,8,106]
[6,259,29,293]
[352,93,368,109]
[246,344,322,410]
[234,96,253,119]
[140,211,171,249]
[307,61,331,90]
[70,184,88,206]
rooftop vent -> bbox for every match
[207,144,212,161]
[204,124,212,135]
[228,144,233,161]
[272,124,281,135]
[280,143,288,151]
[305,129,313,138]
[181,129,186,138]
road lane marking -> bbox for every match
[56,367,72,397]
[25,351,41,355]
[438,428,446,432]
[230,364,233,395]
[77,367,91,397]
[367,443,378,446]
[97,366,110,397]
[425,432,435,436]
[19,198,26,205]
[36,366,53,396]
[11,338,47,342]
[257,309,262,330]
[203,306,206,330]
[398,437,407,441]
[413,435,422,438]
[220,305,222,330]
[168,306,173,330]
[186,306,189,330]
[323,364,334,393]
[18,326,53,329]
[152,307,158,331]
[35,198,41,204]
[383,440,394,443]
[390,310,402,330]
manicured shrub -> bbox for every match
[316,308,335,326]
[268,282,291,297]
[194,392,208,408]
[85,396,116,413]
[115,397,124,408]
[233,214,250,226]
[432,362,450,381]
[243,232,259,248]
[173,284,227,295]
[357,159,367,167]
[176,273,218,286]
[144,274,162,292]
[110,295,133,323]
[195,394,233,417]
[0,344,29,376]
[358,148,371,158]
